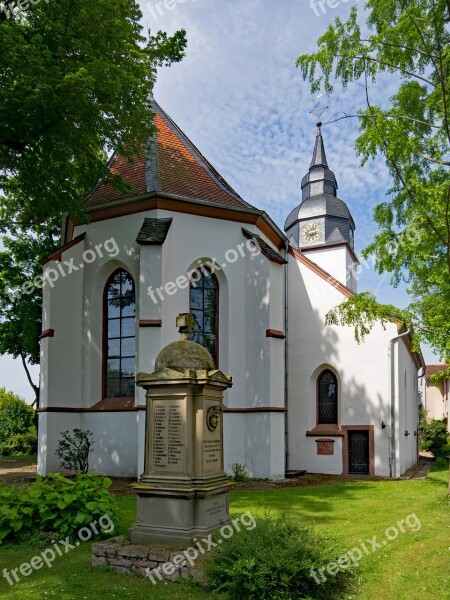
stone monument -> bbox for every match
[129,313,234,546]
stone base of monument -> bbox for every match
[91,536,209,584]
[129,482,233,546]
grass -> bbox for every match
[0,454,36,462]
[0,465,449,599]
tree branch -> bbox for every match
[339,53,436,87]
[20,352,39,407]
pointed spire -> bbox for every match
[310,121,329,169]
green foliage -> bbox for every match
[0,0,187,229]
[206,515,354,600]
[55,429,94,474]
[0,388,36,455]
[230,463,248,482]
[0,233,59,406]
[297,0,450,364]
[2,426,37,456]
[0,473,116,543]
[0,2,187,400]
[419,418,450,459]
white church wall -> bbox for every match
[223,413,247,472]
[80,412,139,477]
[37,412,81,475]
[41,209,286,478]
[302,246,348,289]
[395,339,419,476]
[40,241,85,410]
[287,254,398,477]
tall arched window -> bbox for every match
[104,269,135,398]
[189,267,219,366]
[317,370,338,425]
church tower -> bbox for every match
[284,122,358,292]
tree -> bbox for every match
[297,0,450,380]
[0,0,187,401]
[0,231,60,406]
[0,0,187,231]
[0,387,36,454]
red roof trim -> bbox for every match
[289,246,354,297]
[40,234,86,266]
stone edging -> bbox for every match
[92,536,207,584]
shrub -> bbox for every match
[55,429,94,474]
[205,515,354,600]
[4,426,38,455]
[0,389,35,455]
[419,418,449,459]
[0,473,117,543]
[230,463,248,482]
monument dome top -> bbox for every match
[155,339,215,371]
[154,313,215,372]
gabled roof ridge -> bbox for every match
[152,99,254,209]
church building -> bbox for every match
[37,100,424,479]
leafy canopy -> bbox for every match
[297,0,450,378]
[0,0,187,230]
[0,0,187,399]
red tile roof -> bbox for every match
[86,102,250,210]
[424,364,449,380]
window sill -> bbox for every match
[306,425,343,437]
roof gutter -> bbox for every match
[389,328,413,478]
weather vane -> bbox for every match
[309,94,329,121]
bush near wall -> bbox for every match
[419,418,450,459]
[0,388,36,456]
[0,473,117,543]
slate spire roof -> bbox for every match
[86,99,253,210]
[310,121,329,169]
[284,122,354,239]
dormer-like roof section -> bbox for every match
[85,100,253,210]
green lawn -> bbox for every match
[0,466,449,599]
[0,454,36,462]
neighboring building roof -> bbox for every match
[85,99,253,210]
[136,217,173,245]
[424,364,449,380]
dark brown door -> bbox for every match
[348,431,369,474]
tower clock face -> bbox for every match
[301,222,322,243]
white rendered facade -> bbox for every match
[37,105,422,479]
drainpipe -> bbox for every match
[389,328,413,478]
[284,240,289,474]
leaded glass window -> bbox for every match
[104,269,135,398]
[318,370,338,424]
[190,268,218,366]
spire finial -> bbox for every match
[310,121,328,169]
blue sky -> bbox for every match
[2,0,439,402]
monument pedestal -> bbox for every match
[130,328,233,546]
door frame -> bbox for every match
[342,425,375,476]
